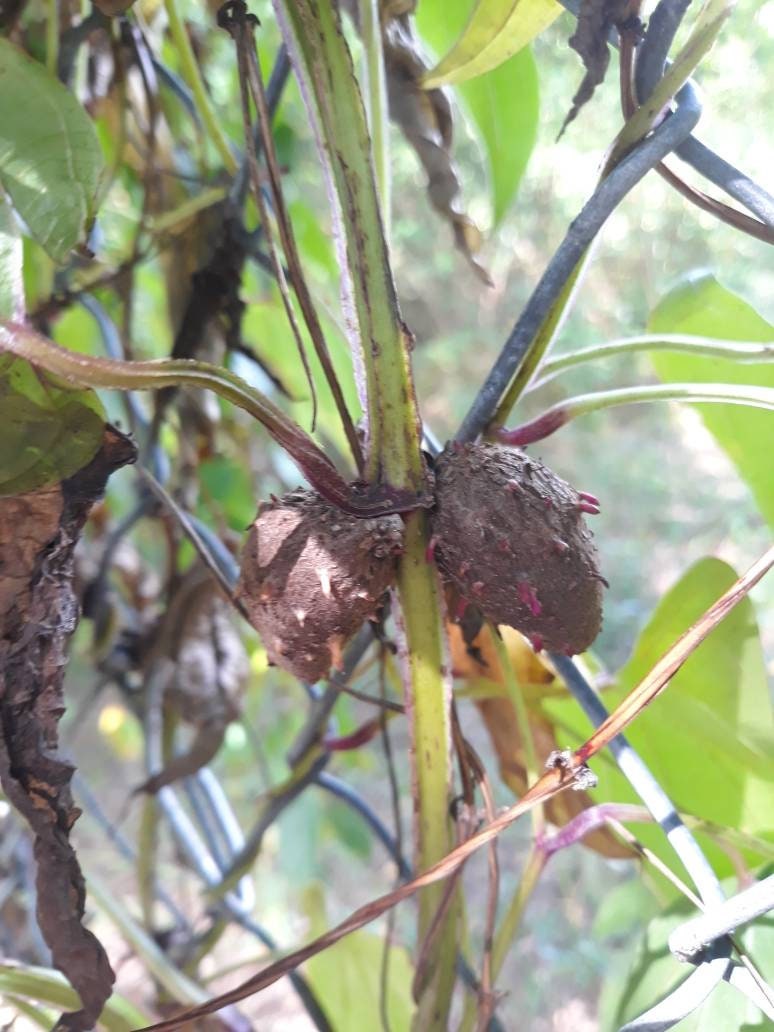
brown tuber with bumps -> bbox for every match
[432,442,605,655]
[237,489,404,681]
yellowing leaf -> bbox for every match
[423,0,561,87]
[0,354,106,496]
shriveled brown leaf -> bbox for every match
[449,623,634,859]
[0,425,136,1031]
[562,0,632,133]
[341,0,491,283]
[384,10,493,284]
[137,564,248,794]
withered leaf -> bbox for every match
[341,0,491,283]
[0,425,137,1031]
[384,10,493,284]
[562,0,632,134]
[138,564,248,794]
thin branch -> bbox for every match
[669,875,774,962]
[496,382,774,446]
[532,334,774,387]
[455,82,700,442]
[223,3,320,432]
[163,0,236,173]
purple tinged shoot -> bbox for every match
[495,408,568,446]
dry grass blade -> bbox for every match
[136,763,578,1030]
[576,544,774,762]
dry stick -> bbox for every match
[466,746,501,1032]
[224,8,320,432]
[136,544,773,1031]
[224,3,365,473]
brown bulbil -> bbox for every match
[433,443,604,655]
[237,489,404,681]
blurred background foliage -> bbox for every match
[1,0,773,1028]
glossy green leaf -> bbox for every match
[422,0,561,87]
[416,0,539,224]
[0,38,104,262]
[545,558,774,878]
[0,353,105,496]
[0,963,148,1031]
[600,882,774,1031]
[648,275,774,527]
[0,194,23,320]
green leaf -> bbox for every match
[600,884,774,1031]
[0,963,148,1032]
[0,353,105,496]
[422,0,561,87]
[0,194,23,319]
[0,38,104,262]
[545,558,774,878]
[416,0,539,224]
[648,274,774,527]
[303,888,415,1032]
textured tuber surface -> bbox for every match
[433,443,604,655]
[237,489,404,681]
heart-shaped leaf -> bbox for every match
[0,38,104,262]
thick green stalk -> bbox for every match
[396,513,456,1028]
[275,2,454,1025]
[275,0,426,490]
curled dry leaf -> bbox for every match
[138,564,249,794]
[0,426,136,1031]
[346,0,492,283]
[434,442,605,655]
[562,0,633,134]
[237,488,404,681]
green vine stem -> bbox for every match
[532,333,774,386]
[163,0,237,175]
[488,253,589,430]
[496,382,774,446]
[0,321,424,517]
[360,0,391,237]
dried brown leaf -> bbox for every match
[562,0,632,133]
[0,426,136,1031]
[342,0,492,283]
[385,14,493,284]
[137,564,248,793]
